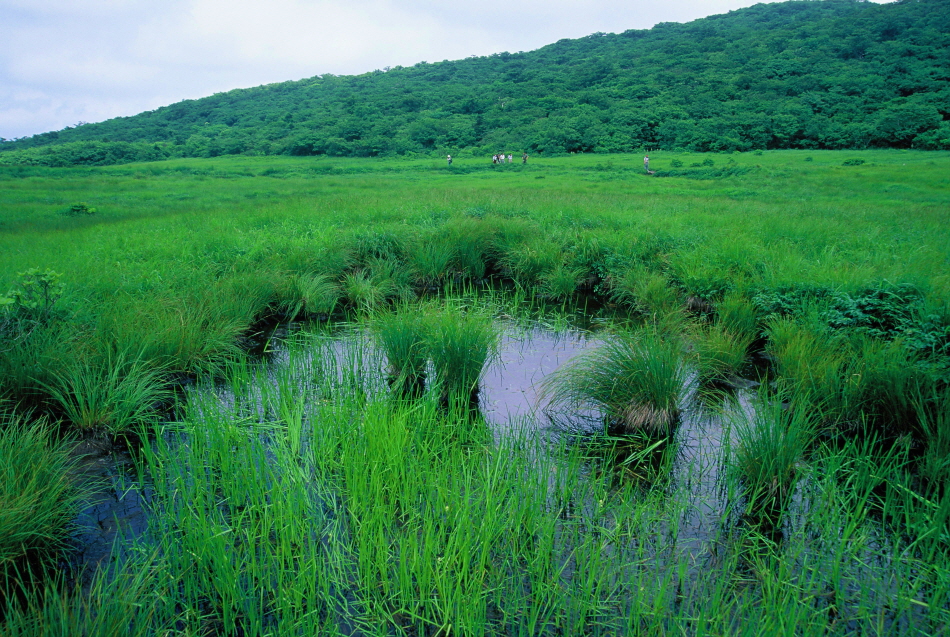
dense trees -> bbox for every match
[2,0,948,166]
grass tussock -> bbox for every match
[730,394,816,519]
[40,349,172,434]
[692,323,755,386]
[427,304,498,405]
[374,306,430,399]
[0,417,85,583]
[542,328,687,436]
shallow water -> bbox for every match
[65,317,922,631]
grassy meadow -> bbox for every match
[1,149,950,634]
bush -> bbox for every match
[61,202,97,216]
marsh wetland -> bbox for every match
[1,150,949,635]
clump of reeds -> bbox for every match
[540,264,586,301]
[730,393,815,521]
[542,328,687,437]
[374,306,430,400]
[40,349,171,435]
[609,267,682,318]
[409,239,456,290]
[278,273,339,319]
[426,304,497,408]
[692,323,755,387]
[0,416,86,584]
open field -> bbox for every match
[1,150,949,634]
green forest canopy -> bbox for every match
[2,0,948,166]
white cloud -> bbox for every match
[0,0,895,139]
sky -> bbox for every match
[0,0,892,140]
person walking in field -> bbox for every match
[522,152,528,164]
[492,154,498,164]
[644,155,650,172]
[447,154,452,166]
[507,153,513,163]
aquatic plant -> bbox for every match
[542,328,687,436]
[374,306,430,399]
[278,273,339,319]
[692,323,754,386]
[730,393,815,520]
[425,305,497,406]
[0,417,85,585]
[40,349,172,434]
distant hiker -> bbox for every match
[522,152,528,164]
[507,154,513,163]
[644,155,650,172]
[447,154,452,166]
[492,154,498,164]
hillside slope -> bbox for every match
[2,0,948,165]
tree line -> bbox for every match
[2,0,948,166]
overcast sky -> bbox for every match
[0,0,892,140]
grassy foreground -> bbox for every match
[1,150,949,633]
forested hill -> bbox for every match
[2,0,949,166]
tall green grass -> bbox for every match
[40,349,171,434]
[542,328,687,436]
[5,334,946,634]
[0,417,85,588]
[426,304,498,406]
[373,306,430,399]
[729,393,816,520]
